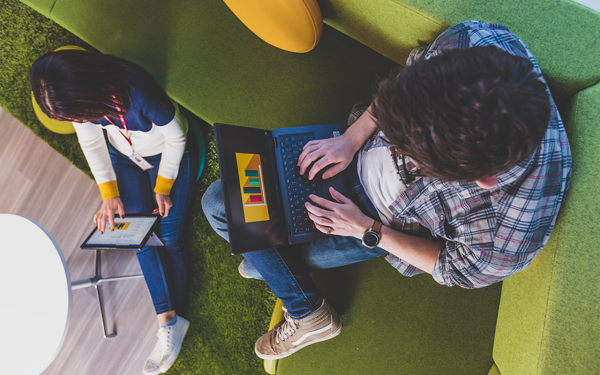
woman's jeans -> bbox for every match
[202,153,387,319]
[109,143,197,315]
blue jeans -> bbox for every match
[202,153,387,319]
[109,143,197,315]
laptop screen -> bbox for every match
[215,123,286,254]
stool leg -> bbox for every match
[94,249,116,339]
[94,282,116,339]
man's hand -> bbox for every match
[305,187,373,238]
[298,133,359,180]
[298,105,378,180]
[94,197,125,234]
[153,193,173,218]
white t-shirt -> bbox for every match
[357,145,407,225]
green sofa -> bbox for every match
[15,0,600,374]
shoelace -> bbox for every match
[275,308,300,344]
[158,326,175,356]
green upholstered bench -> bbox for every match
[16,0,600,374]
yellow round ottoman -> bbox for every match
[223,0,323,53]
[31,45,86,134]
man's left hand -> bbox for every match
[305,187,373,239]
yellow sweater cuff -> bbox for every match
[155,175,175,196]
[98,180,120,200]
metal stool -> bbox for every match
[71,249,144,339]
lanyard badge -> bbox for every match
[104,106,154,171]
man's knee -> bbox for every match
[202,180,226,221]
[201,180,230,241]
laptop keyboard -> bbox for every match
[279,133,319,235]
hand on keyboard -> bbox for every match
[298,132,358,180]
[305,187,372,239]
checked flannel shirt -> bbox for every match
[367,20,572,288]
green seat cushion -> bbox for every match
[488,363,501,375]
[319,0,600,99]
[492,83,600,375]
[277,257,502,375]
[19,0,55,17]
[21,0,396,131]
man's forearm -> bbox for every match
[346,105,378,151]
[376,225,444,275]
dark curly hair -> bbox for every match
[371,45,550,182]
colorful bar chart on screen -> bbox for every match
[235,153,270,223]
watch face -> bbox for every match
[363,232,379,247]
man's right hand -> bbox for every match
[94,197,125,234]
[298,134,358,180]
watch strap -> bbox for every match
[372,220,382,234]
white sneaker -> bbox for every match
[143,335,164,375]
[159,316,190,373]
[143,316,190,375]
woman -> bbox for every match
[30,49,198,375]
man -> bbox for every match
[202,21,571,360]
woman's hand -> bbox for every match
[298,133,360,180]
[305,187,373,239]
[94,197,125,234]
[154,193,173,218]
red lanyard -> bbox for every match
[104,106,132,147]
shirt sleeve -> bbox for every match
[73,122,119,200]
[150,102,188,195]
[432,241,531,289]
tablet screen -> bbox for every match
[83,216,158,248]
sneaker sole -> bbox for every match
[142,366,162,375]
[158,318,190,373]
[255,318,343,360]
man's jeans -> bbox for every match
[109,143,197,315]
[202,153,387,319]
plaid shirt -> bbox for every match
[366,21,572,288]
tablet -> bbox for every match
[81,214,160,250]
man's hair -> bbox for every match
[371,45,551,182]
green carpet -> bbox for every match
[0,1,274,373]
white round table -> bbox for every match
[0,214,71,375]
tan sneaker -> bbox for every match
[255,300,342,360]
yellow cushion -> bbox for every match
[31,45,86,135]
[223,0,322,53]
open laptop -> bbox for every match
[81,214,162,250]
[214,123,351,254]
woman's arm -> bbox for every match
[150,102,187,217]
[152,103,187,196]
[73,122,124,232]
[74,122,120,199]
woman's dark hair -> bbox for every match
[371,45,551,182]
[30,49,133,122]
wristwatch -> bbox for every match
[362,220,382,248]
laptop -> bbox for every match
[81,214,162,250]
[214,123,351,254]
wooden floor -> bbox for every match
[0,108,160,375]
